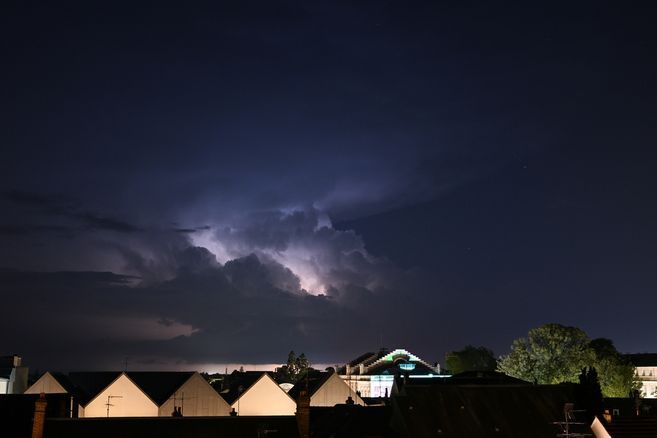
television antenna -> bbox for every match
[106,395,123,418]
[553,403,591,437]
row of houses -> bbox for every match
[10,369,657,438]
[10,349,657,401]
[16,348,442,418]
[9,348,657,422]
[24,368,368,418]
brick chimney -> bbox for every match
[32,393,47,438]
[296,389,310,438]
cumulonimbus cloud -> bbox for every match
[190,207,403,295]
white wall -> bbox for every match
[232,374,296,416]
[83,374,158,418]
[0,378,7,394]
[24,372,68,394]
[590,417,611,438]
[159,373,231,416]
[311,373,365,407]
[341,375,372,398]
[636,366,657,398]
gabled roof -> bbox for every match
[48,372,80,393]
[67,372,122,406]
[36,371,213,409]
[287,371,333,400]
[347,352,378,367]
[220,371,274,405]
[625,353,657,367]
[368,360,438,376]
[126,372,195,406]
[339,348,439,376]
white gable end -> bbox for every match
[24,372,67,394]
[232,374,296,416]
[311,373,365,407]
[159,373,231,416]
[83,373,158,418]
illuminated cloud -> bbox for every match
[190,207,399,295]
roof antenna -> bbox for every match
[123,357,129,372]
[106,395,123,418]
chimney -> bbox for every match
[296,389,310,438]
[32,393,47,438]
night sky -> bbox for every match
[2,1,656,372]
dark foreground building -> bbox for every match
[44,416,300,438]
[389,380,579,438]
[2,372,593,438]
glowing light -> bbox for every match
[190,229,232,264]
[190,227,328,294]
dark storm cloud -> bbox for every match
[0,224,71,236]
[173,225,212,234]
[1,190,142,233]
[76,212,142,233]
[203,207,405,295]
[0,247,433,370]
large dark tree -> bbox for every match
[445,345,497,374]
[577,367,603,421]
[498,324,638,397]
[589,338,638,397]
[276,350,312,383]
[498,323,592,384]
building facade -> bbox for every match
[0,355,28,394]
[629,354,657,398]
[339,348,445,399]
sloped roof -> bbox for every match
[368,360,438,377]
[287,371,332,400]
[49,372,81,394]
[625,353,657,367]
[48,371,200,407]
[220,371,273,405]
[391,383,578,438]
[127,372,195,406]
[348,352,378,367]
[67,372,122,406]
[339,348,439,376]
